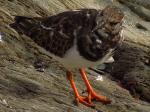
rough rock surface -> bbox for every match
[112,42,150,102]
[0,0,150,112]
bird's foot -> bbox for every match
[79,68,111,106]
[75,90,111,107]
[85,89,111,104]
[67,70,111,107]
[75,95,95,107]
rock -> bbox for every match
[118,0,150,22]
[117,0,150,10]
[112,42,150,102]
[135,23,148,31]
[0,0,150,112]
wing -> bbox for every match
[10,9,98,57]
[10,15,75,57]
[76,6,124,61]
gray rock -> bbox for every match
[0,0,150,112]
[118,0,150,21]
[112,42,150,102]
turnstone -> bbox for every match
[10,5,124,107]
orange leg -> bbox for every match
[79,68,111,104]
[67,69,111,107]
[66,71,94,107]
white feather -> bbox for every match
[52,39,114,69]
[104,56,114,63]
[40,22,53,30]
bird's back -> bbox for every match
[10,6,124,68]
[10,9,98,57]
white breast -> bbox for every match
[52,39,114,69]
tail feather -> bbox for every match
[10,16,40,36]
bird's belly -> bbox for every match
[51,44,113,69]
[58,54,98,69]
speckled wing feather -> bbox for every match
[10,9,98,57]
[10,5,124,62]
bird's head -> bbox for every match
[92,5,124,50]
[77,5,124,62]
[101,5,124,25]
[93,5,124,49]
[95,5,124,29]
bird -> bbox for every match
[10,5,124,107]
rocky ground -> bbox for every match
[0,0,150,112]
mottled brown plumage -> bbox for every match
[10,9,97,57]
[10,5,124,62]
